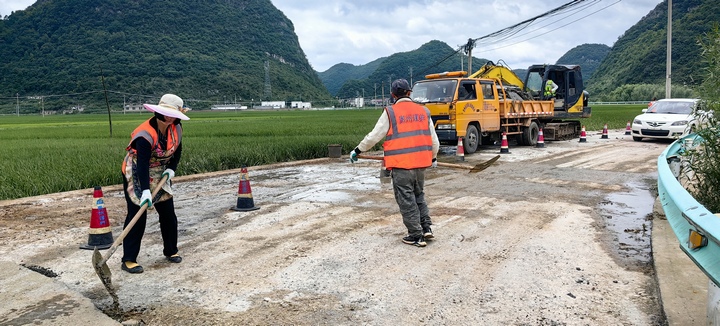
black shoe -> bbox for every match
[422,226,434,240]
[402,235,427,247]
[166,254,182,263]
[121,261,143,274]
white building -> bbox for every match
[211,105,248,110]
[290,101,311,109]
[261,101,286,108]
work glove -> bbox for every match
[431,158,438,168]
[350,147,361,163]
[140,189,152,208]
[162,168,175,181]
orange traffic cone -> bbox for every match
[456,137,465,161]
[601,123,609,139]
[579,126,587,143]
[536,128,545,148]
[500,132,510,154]
[79,186,113,250]
[231,166,260,211]
[625,121,632,135]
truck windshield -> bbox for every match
[411,80,458,103]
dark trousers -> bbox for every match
[391,168,432,237]
[121,176,179,263]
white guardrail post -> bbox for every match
[657,134,720,324]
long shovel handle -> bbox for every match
[98,175,169,266]
[356,154,499,173]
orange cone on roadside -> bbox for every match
[625,121,632,135]
[536,128,545,148]
[79,186,113,250]
[579,126,587,143]
[456,137,465,161]
[500,132,510,154]
[601,123,609,139]
[231,166,260,211]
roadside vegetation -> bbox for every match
[685,24,720,212]
[0,105,644,201]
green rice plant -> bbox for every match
[582,104,647,131]
[0,105,635,200]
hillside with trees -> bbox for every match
[556,43,611,80]
[0,0,333,113]
[588,0,718,100]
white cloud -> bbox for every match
[1,0,664,73]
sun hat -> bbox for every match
[143,94,190,120]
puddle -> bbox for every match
[598,181,655,269]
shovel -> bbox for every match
[92,175,168,304]
[357,155,499,173]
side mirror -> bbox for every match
[642,109,648,113]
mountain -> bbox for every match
[325,40,489,99]
[588,0,719,98]
[318,58,386,96]
[556,43,611,80]
[0,0,333,113]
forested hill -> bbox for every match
[327,40,489,99]
[556,43,611,80]
[588,0,719,99]
[0,0,333,112]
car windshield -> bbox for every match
[411,80,458,103]
[647,101,695,114]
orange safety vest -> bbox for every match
[121,119,183,172]
[383,101,433,169]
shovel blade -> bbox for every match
[469,155,500,173]
[92,247,113,290]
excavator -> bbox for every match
[470,60,590,119]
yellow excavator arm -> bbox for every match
[469,61,524,89]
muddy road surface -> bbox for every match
[0,129,669,325]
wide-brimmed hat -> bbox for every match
[143,94,190,120]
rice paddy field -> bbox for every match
[0,104,644,200]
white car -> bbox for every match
[631,98,703,141]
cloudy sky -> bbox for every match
[1,0,664,72]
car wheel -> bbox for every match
[633,136,642,142]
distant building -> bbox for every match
[124,103,144,112]
[290,101,311,109]
[211,105,248,110]
[261,101,286,108]
[352,98,364,108]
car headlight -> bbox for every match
[671,120,688,126]
[437,124,455,130]
[633,119,642,125]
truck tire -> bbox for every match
[521,122,539,146]
[464,125,479,154]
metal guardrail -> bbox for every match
[657,134,720,287]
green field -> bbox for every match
[0,104,645,200]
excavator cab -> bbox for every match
[524,64,590,119]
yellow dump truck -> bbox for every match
[411,63,591,153]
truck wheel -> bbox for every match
[522,122,539,146]
[464,125,479,154]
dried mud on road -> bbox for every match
[0,130,670,325]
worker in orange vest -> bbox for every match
[120,94,189,273]
[350,79,440,247]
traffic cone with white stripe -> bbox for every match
[536,128,545,148]
[231,166,260,211]
[456,137,465,162]
[500,132,510,154]
[579,126,587,143]
[625,121,632,135]
[601,123,609,139]
[80,186,113,250]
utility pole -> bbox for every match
[409,66,413,84]
[41,96,44,117]
[465,38,474,75]
[665,0,672,99]
[16,93,19,116]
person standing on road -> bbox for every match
[120,94,189,273]
[350,79,440,247]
